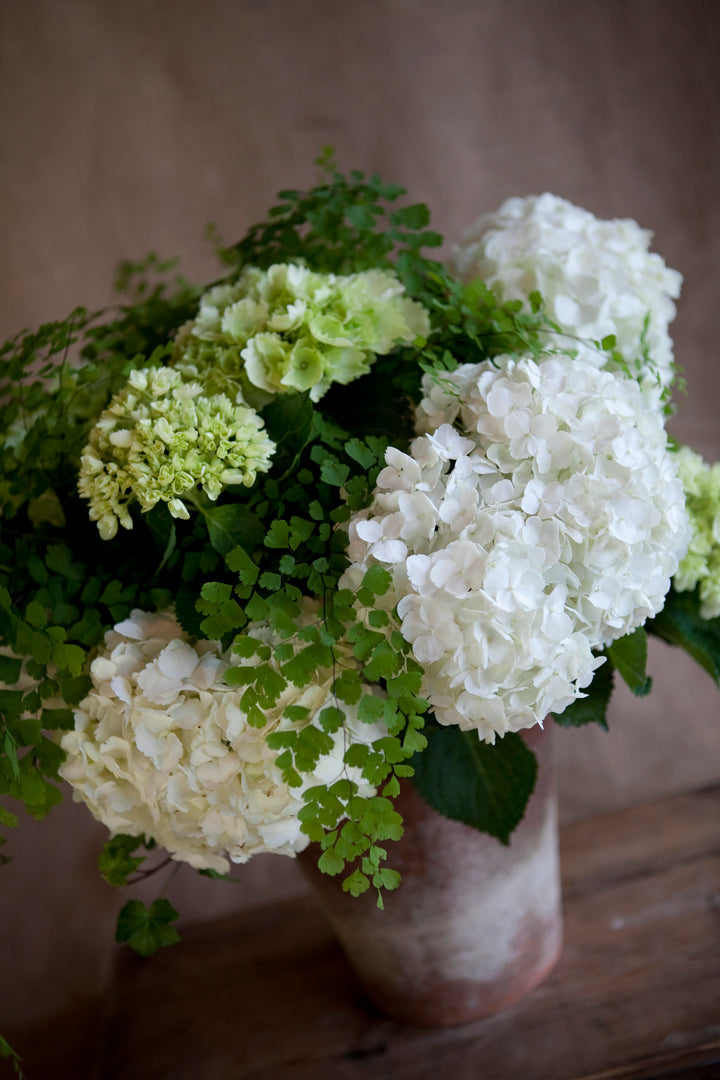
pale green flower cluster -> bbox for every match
[673,446,720,619]
[173,263,431,403]
[78,367,275,539]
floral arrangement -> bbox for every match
[1,161,719,958]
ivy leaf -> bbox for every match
[205,504,264,557]
[115,898,181,957]
[98,833,148,886]
[552,660,613,730]
[647,587,720,685]
[410,726,537,845]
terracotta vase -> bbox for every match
[299,724,562,1027]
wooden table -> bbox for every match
[95,786,720,1079]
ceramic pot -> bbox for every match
[299,724,562,1027]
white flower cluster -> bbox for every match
[452,194,682,408]
[78,366,275,539]
[174,263,430,404]
[344,348,689,742]
[59,609,383,872]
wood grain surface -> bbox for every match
[95,786,720,1080]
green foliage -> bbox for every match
[647,586,720,684]
[115,898,181,957]
[553,661,614,730]
[410,721,537,844]
[0,1035,26,1079]
[98,834,154,887]
[2,159,714,941]
[606,627,652,697]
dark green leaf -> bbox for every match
[205,504,264,557]
[411,726,537,844]
[647,587,720,685]
[98,833,147,886]
[606,627,652,696]
[115,898,181,957]
[552,660,613,730]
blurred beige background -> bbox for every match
[1,0,719,1074]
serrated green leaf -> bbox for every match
[115,898,181,956]
[318,847,345,875]
[391,203,430,229]
[98,834,147,886]
[264,519,290,549]
[225,544,260,585]
[342,868,370,896]
[361,564,392,597]
[411,726,537,844]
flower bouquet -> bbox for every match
[1,159,719,984]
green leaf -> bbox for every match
[606,627,652,696]
[98,834,147,886]
[0,1034,26,1079]
[225,544,260,586]
[115,898,181,957]
[391,203,431,229]
[320,458,350,487]
[553,660,613,729]
[342,868,370,896]
[0,654,22,685]
[25,601,47,629]
[648,587,720,685]
[411,726,537,844]
[205,504,264,557]
[264,519,290,549]
[318,847,345,876]
[261,392,314,479]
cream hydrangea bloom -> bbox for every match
[59,608,384,872]
[78,366,275,539]
[174,262,430,404]
[452,194,682,409]
[343,347,689,742]
[673,446,720,619]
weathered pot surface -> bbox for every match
[299,723,562,1027]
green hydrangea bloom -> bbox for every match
[78,366,275,539]
[673,445,720,619]
[173,263,430,403]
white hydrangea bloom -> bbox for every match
[78,366,275,539]
[59,608,384,872]
[174,262,430,404]
[343,348,690,742]
[452,194,682,409]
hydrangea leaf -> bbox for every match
[648,587,720,685]
[606,627,652,697]
[115,898,181,957]
[205,504,264,557]
[552,661,613,730]
[260,393,314,480]
[410,725,537,845]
